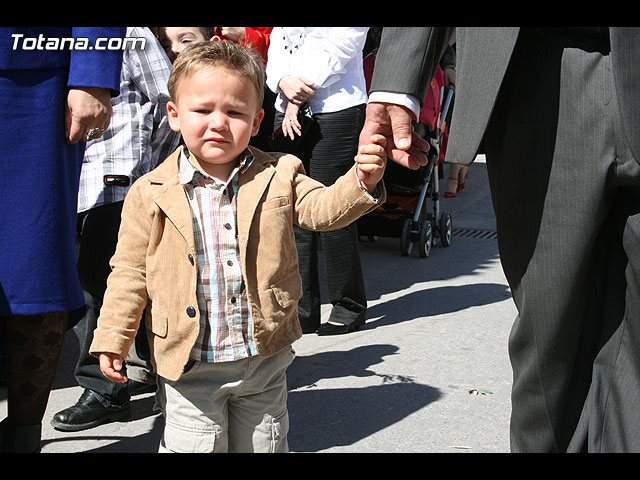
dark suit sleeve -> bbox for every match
[369,27,454,108]
[67,27,126,96]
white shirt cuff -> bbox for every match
[368,92,421,120]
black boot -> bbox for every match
[0,419,42,453]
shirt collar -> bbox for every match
[178,147,254,188]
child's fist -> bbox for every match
[355,134,387,193]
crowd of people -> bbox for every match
[1,26,639,454]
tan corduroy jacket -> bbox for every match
[90,146,385,381]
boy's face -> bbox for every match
[158,27,209,63]
[167,65,264,176]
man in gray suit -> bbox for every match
[363,27,640,452]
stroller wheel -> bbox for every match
[400,218,413,256]
[439,212,453,247]
[418,220,433,258]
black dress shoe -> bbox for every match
[316,321,362,336]
[127,379,156,396]
[50,390,131,432]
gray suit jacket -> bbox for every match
[370,27,640,166]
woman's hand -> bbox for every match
[277,75,315,106]
[282,102,302,139]
[65,87,112,144]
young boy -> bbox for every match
[157,27,216,63]
[89,41,386,453]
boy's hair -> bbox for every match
[168,40,265,109]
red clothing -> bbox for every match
[214,27,272,65]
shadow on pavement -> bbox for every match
[286,344,442,452]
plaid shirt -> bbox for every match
[78,27,181,213]
[178,148,258,363]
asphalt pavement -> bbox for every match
[0,156,517,453]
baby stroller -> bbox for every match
[358,66,455,258]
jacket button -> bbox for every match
[186,306,196,317]
[188,253,194,265]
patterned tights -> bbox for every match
[3,313,66,425]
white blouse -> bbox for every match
[266,27,369,114]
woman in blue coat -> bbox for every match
[0,26,124,452]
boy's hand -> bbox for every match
[98,352,128,383]
[355,134,387,194]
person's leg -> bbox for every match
[568,77,640,451]
[124,314,156,391]
[444,163,469,197]
[156,361,230,453]
[272,111,323,333]
[319,223,367,331]
[52,202,138,431]
[591,207,640,451]
[310,105,368,334]
[156,351,293,453]
[74,202,131,401]
[294,226,322,333]
[483,30,617,452]
[1,312,66,452]
[227,348,293,453]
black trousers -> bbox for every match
[483,29,640,452]
[74,201,154,405]
[274,104,367,333]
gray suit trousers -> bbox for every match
[482,29,640,452]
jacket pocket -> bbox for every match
[163,419,221,453]
[271,270,303,308]
[265,407,289,453]
[271,283,302,309]
[259,271,303,324]
[147,303,168,338]
[257,195,290,212]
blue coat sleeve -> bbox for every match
[67,26,126,96]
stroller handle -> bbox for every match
[438,85,455,133]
